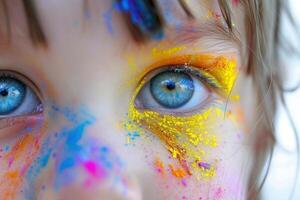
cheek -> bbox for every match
[123,98,252,198]
[0,117,45,200]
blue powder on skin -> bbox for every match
[4,144,10,152]
[103,4,115,34]
[24,105,126,197]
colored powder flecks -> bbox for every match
[123,54,238,180]
[0,106,128,199]
[26,106,126,193]
[126,101,221,179]
[102,3,115,34]
[0,116,44,200]
[52,121,124,190]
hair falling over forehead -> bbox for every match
[0,0,47,46]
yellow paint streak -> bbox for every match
[152,46,187,58]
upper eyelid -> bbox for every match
[134,54,237,97]
[137,64,223,96]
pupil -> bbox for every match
[165,81,176,90]
[0,89,8,97]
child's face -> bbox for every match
[0,1,256,199]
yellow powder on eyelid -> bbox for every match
[152,46,187,57]
[140,54,238,96]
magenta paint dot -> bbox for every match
[181,179,187,187]
[83,161,106,179]
[214,187,224,199]
[8,156,14,168]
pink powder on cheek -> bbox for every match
[83,160,107,179]
[82,160,108,188]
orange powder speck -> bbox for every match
[169,164,187,178]
[0,171,22,200]
[5,135,35,167]
[154,158,165,175]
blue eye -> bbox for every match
[135,66,214,113]
[0,78,26,115]
[150,71,194,108]
[0,73,42,118]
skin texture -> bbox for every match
[0,0,257,199]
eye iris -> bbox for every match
[0,77,26,115]
[150,71,194,108]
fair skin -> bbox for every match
[0,1,256,199]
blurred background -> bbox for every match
[262,0,300,199]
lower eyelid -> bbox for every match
[0,114,44,139]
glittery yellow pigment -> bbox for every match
[123,55,238,179]
[138,54,237,96]
[152,46,187,57]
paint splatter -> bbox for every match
[123,54,238,180]
[0,105,129,199]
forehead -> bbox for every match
[0,0,245,49]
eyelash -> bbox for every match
[133,64,223,116]
[139,64,222,94]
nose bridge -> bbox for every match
[50,112,120,184]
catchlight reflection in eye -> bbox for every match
[123,55,238,180]
[149,71,195,109]
[0,77,26,115]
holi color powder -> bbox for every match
[126,102,221,179]
[103,3,115,33]
[53,122,124,190]
[144,55,238,96]
[0,106,128,199]
[123,54,238,180]
[0,127,45,200]
[33,107,126,192]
